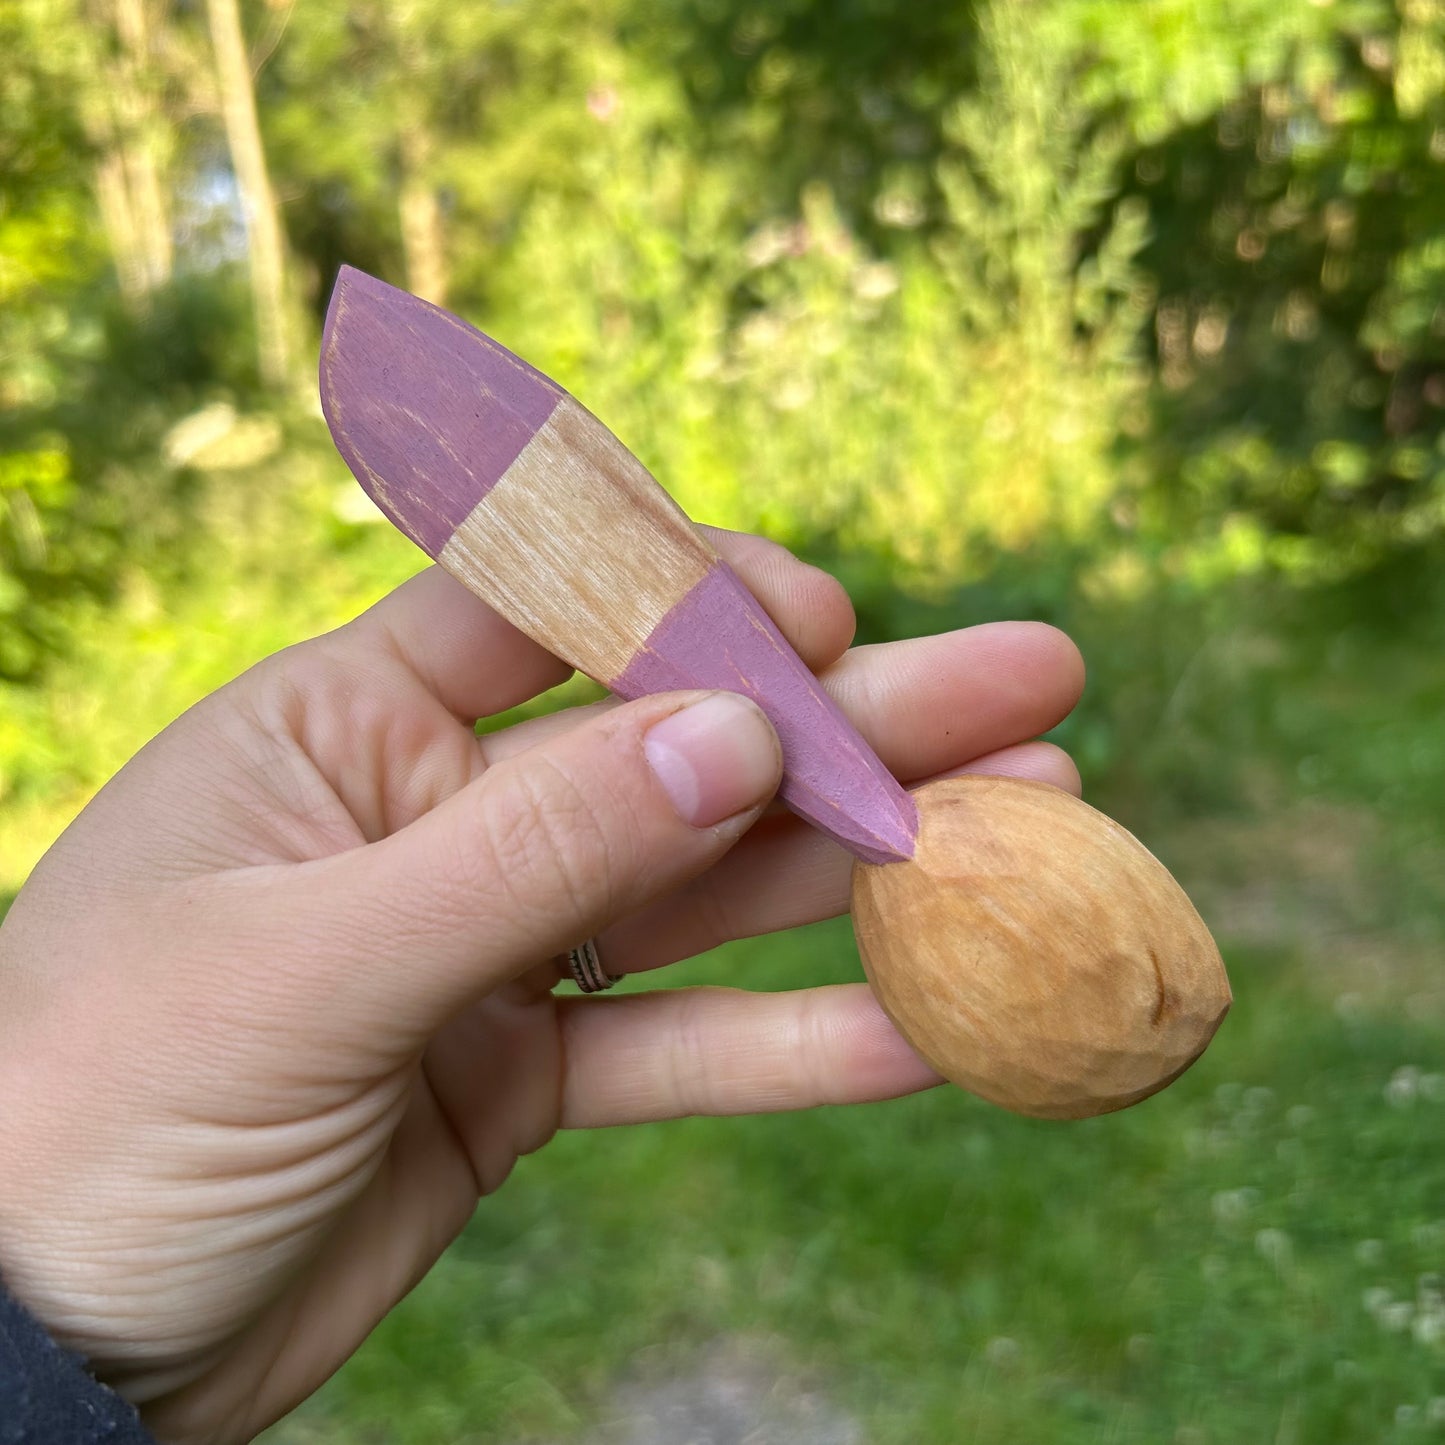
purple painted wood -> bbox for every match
[320,267,919,865]
[612,563,917,863]
[320,266,562,555]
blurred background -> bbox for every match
[3,0,1445,1439]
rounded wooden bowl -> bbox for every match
[852,776,1231,1119]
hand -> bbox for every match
[0,529,1083,1444]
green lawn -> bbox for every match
[266,920,1445,1445]
[5,539,1443,1443]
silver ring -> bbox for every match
[564,938,617,993]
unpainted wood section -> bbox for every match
[852,775,1230,1120]
[439,396,717,682]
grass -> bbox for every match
[4,511,1444,1443]
[263,922,1445,1445]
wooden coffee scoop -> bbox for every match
[319,266,1230,1120]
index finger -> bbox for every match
[344,529,857,722]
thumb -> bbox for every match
[316,690,782,1042]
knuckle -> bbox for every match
[792,991,841,1107]
[666,988,721,1117]
[472,757,623,931]
[692,872,741,957]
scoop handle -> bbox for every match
[320,268,917,863]
[435,397,916,864]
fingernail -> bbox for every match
[644,693,782,828]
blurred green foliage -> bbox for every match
[5,0,1445,678]
[265,924,1445,1445]
[3,0,1445,1438]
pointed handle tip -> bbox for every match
[321,266,399,377]
[319,268,568,559]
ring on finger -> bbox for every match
[561,938,618,993]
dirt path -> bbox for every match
[573,1338,863,1445]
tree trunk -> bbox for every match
[92,145,148,305]
[397,120,449,306]
[206,0,292,387]
[113,0,173,290]
[81,0,174,308]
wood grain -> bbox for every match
[322,266,1231,1114]
[323,270,917,863]
[438,394,917,861]
[439,396,717,684]
[321,265,562,556]
[852,775,1230,1119]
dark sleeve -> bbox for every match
[0,1280,154,1445]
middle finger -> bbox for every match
[548,620,1086,978]
[487,620,1082,777]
